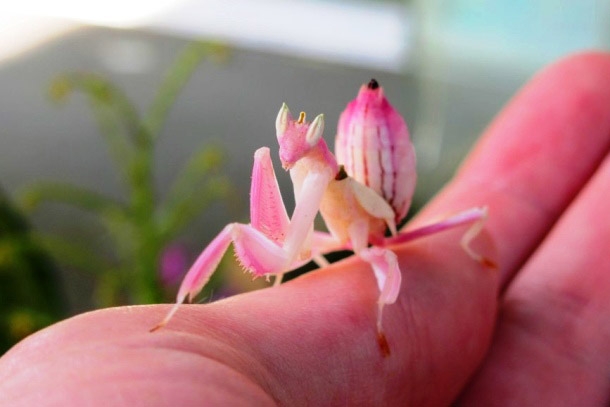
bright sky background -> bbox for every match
[0,0,411,71]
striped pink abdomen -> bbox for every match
[336,80,416,223]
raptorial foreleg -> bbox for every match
[152,147,297,331]
[273,169,334,285]
[150,222,290,331]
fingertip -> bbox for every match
[424,51,610,284]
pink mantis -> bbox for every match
[152,80,493,351]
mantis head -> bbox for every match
[275,103,325,169]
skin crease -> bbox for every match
[2,52,610,406]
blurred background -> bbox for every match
[0,0,607,353]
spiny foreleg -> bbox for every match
[152,147,300,330]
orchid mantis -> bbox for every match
[152,80,493,351]
[336,79,494,266]
[151,109,338,331]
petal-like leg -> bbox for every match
[346,220,401,333]
[151,224,234,331]
[385,207,496,268]
[250,146,293,286]
[458,208,496,268]
[250,147,290,244]
[152,223,290,331]
[359,247,401,333]
[231,224,289,277]
[389,207,486,244]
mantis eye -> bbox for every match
[305,113,324,146]
[276,103,291,137]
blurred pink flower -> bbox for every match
[159,244,188,286]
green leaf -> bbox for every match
[93,271,124,308]
[159,174,233,240]
[158,145,231,235]
[144,41,229,141]
[49,73,142,141]
[30,233,112,276]
[48,73,144,184]
[164,144,224,203]
[18,181,130,223]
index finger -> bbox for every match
[418,52,610,286]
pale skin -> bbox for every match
[2,52,610,406]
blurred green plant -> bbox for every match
[0,186,65,354]
[18,41,233,307]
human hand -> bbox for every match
[2,52,609,406]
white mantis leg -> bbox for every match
[281,170,334,270]
[349,178,397,236]
[272,170,332,286]
[151,224,233,331]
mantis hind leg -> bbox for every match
[359,247,402,334]
[387,207,496,269]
